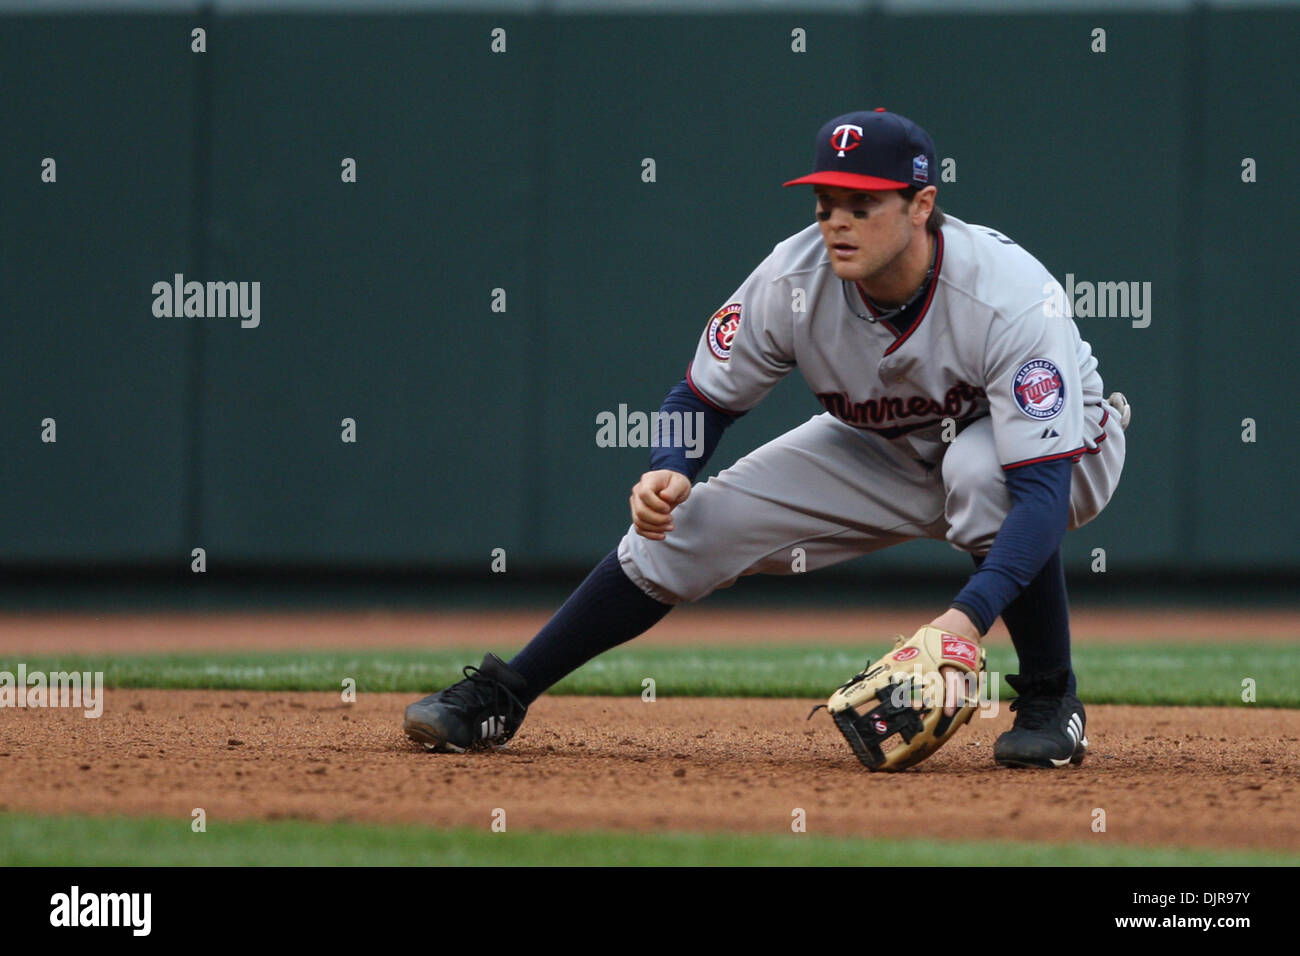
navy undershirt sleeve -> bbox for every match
[647,379,742,481]
[949,458,1074,635]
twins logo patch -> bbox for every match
[1012,358,1066,420]
[707,303,742,361]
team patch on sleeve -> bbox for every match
[706,303,742,361]
[1012,358,1066,420]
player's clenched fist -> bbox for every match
[630,470,691,540]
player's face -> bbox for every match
[814,187,917,283]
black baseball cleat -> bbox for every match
[994,668,1088,769]
[403,653,529,753]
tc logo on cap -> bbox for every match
[784,109,937,192]
[830,124,863,157]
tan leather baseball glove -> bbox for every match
[818,626,986,771]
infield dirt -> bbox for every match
[1,690,1296,854]
[2,607,1297,855]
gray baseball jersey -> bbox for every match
[619,214,1126,605]
[686,215,1105,468]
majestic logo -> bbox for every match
[830,124,863,158]
[892,647,920,662]
[816,381,987,435]
[941,636,979,666]
[913,154,929,183]
[706,303,742,361]
[1012,358,1066,420]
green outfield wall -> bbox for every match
[2,2,1296,580]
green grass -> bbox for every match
[0,812,1295,866]
[1,644,1292,706]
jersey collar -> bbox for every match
[851,229,944,355]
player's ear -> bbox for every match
[910,186,937,225]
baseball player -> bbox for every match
[405,108,1130,770]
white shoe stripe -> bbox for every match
[1065,713,1082,747]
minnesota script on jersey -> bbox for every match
[686,216,1106,470]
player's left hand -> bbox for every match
[820,623,987,771]
[927,608,981,716]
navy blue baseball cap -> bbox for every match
[783,108,937,191]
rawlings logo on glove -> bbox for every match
[941,636,979,666]
[818,626,986,772]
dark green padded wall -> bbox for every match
[2,6,1295,575]
[199,15,542,564]
[0,16,195,563]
